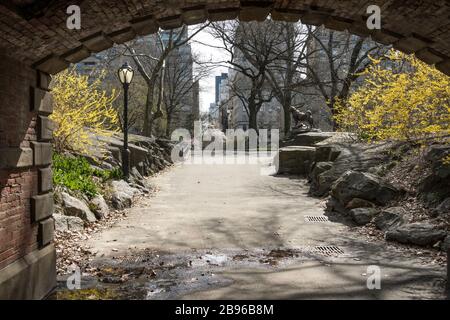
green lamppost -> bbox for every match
[117,62,134,180]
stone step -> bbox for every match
[281,132,337,147]
[277,146,316,175]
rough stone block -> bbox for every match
[208,8,239,22]
[131,15,159,35]
[281,132,337,147]
[315,145,341,162]
[371,30,402,45]
[182,7,207,25]
[415,48,445,65]
[0,147,33,169]
[325,16,354,32]
[31,142,52,166]
[239,5,271,22]
[108,27,137,44]
[348,22,372,37]
[62,46,91,63]
[33,55,69,75]
[32,87,53,114]
[436,59,450,76]
[300,12,328,26]
[38,218,54,247]
[157,15,183,30]
[38,167,53,193]
[37,71,52,90]
[0,245,56,299]
[81,32,113,53]
[31,193,54,222]
[394,35,429,54]
[37,115,53,141]
[271,9,303,22]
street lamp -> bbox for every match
[118,62,134,180]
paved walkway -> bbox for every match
[85,155,447,299]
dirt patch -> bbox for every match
[54,178,170,275]
[54,209,130,275]
[259,249,300,266]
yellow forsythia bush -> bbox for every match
[50,68,119,157]
[334,50,450,141]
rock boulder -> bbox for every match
[374,207,406,231]
[419,145,450,206]
[385,222,447,246]
[53,213,84,232]
[309,161,333,186]
[89,194,109,219]
[309,143,394,197]
[435,198,450,215]
[61,192,97,222]
[345,198,376,210]
[441,235,450,251]
[349,208,380,226]
[110,180,141,210]
[331,170,399,206]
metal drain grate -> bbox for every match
[304,215,329,223]
[312,246,344,256]
[118,255,148,264]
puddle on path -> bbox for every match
[52,247,345,300]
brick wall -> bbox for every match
[0,54,37,270]
[0,170,39,270]
[0,52,54,272]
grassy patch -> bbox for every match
[55,288,118,300]
[53,153,122,199]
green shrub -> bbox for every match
[53,154,98,198]
[53,153,123,199]
[92,167,123,181]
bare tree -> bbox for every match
[227,71,274,133]
[203,21,290,133]
[120,23,209,136]
[222,22,389,133]
[199,20,388,134]
[263,22,310,135]
[162,52,210,137]
[300,26,390,129]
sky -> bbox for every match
[191,29,230,113]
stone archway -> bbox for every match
[0,0,447,74]
[0,0,449,299]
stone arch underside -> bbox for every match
[0,0,449,75]
[0,0,450,300]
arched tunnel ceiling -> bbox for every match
[0,0,449,75]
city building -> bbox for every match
[208,72,229,130]
[215,73,228,104]
[74,27,200,135]
[74,53,104,75]
[208,102,220,127]
[163,28,199,134]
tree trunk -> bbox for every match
[282,94,292,136]
[143,85,154,136]
[327,100,338,131]
[283,107,291,136]
[165,115,172,138]
[248,109,258,133]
